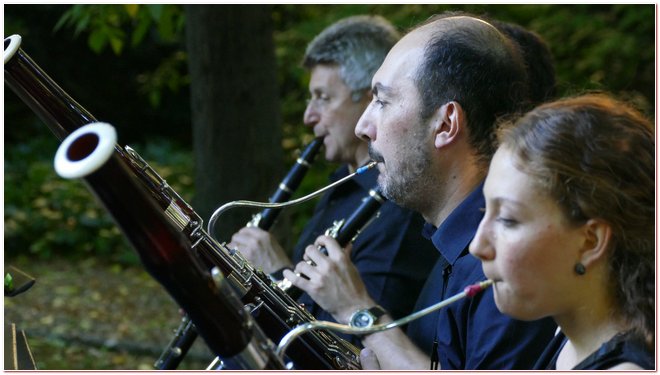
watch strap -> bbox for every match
[349,305,387,330]
[367,305,387,320]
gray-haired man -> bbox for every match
[229,15,438,346]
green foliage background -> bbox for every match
[4,4,656,265]
[5,137,194,264]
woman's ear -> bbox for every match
[579,218,613,269]
[434,101,463,149]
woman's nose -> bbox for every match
[469,219,495,261]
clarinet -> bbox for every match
[248,137,323,230]
[279,188,386,300]
[54,123,284,369]
[122,146,362,370]
[4,35,361,370]
[209,187,387,369]
[155,138,322,370]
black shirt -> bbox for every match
[535,331,655,370]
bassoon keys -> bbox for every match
[55,123,284,369]
[4,34,361,370]
[155,137,322,370]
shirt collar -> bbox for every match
[424,182,485,264]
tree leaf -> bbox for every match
[109,36,124,55]
[88,29,107,54]
[5,273,14,291]
[123,4,139,19]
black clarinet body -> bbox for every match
[283,187,386,300]
[333,188,386,245]
[4,34,361,370]
[249,137,323,230]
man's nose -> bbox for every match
[303,101,320,127]
[355,109,375,142]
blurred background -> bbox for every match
[4,4,655,370]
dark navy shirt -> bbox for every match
[294,165,438,344]
[406,183,557,369]
[535,331,655,370]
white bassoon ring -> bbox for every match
[4,34,21,65]
[54,122,117,179]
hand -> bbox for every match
[228,227,292,274]
[360,348,381,369]
[282,235,375,323]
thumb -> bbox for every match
[360,348,381,370]
[344,242,354,257]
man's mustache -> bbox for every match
[368,143,384,163]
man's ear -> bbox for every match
[579,218,613,269]
[434,101,463,149]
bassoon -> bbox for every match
[204,186,386,369]
[4,34,363,370]
[155,137,322,370]
[54,122,284,369]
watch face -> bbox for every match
[351,311,374,328]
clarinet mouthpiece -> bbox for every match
[463,279,493,297]
[356,161,377,174]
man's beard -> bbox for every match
[370,140,431,212]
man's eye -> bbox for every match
[306,94,330,107]
[374,99,386,108]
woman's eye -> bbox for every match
[496,217,518,227]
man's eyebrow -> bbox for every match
[373,82,394,97]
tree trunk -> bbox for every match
[185,5,283,241]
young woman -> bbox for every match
[470,93,654,370]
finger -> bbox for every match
[313,234,332,248]
[314,235,345,260]
[304,258,316,267]
[282,269,311,290]
[226,240,241,253]
[232,227,263,243]
[304,245,330,269]
[294,258,319,279]
[302,244,316,263]
[231,227,251,240]
[344,242,354,257]
[241,226,268,242]
[227,233,240,249]
[228,229,250,247]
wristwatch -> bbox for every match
[348,305,387,329]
